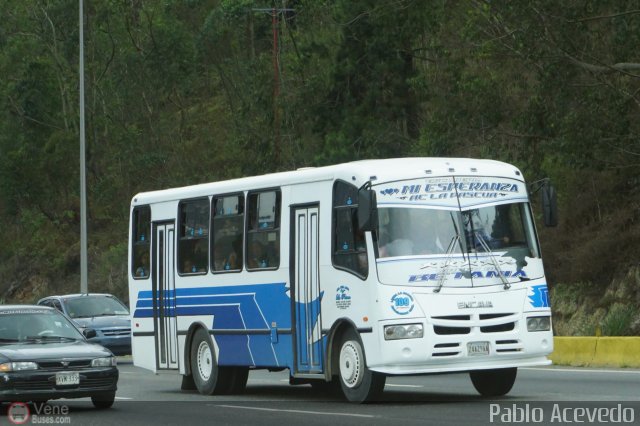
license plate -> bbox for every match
[56,371,79,386]
[467,341,490,356]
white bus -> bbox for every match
[128,158,555,402]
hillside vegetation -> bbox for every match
[1,1,639,334]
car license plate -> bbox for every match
[467,341,490,356]
[56,372,79,386]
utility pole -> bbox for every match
[252,5,294,168]
[79,0,88,294]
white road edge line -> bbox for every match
[522,367,640,374]
[385,383,423,388]
[115,397,133,400]
[217,404,376,418]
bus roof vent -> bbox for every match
[425,169,432,175]
[470,168,478,173]
[448,168,455,173]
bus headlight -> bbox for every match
[384,324,424,340]
[527,316,551,332]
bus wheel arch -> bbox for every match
[326,320,386,403]
[188,326,234,395]
[325,319,358,380]
[183,322,209,377]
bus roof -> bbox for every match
[131,157,523,206]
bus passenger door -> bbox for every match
[152,221,179,370]
[291,205,323,374]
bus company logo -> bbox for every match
[390,292,415,315]
[8,402,30,425]
[336,285,351,310]
[529,284,550,308]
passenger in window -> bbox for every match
[266,238,280,267]
[183,259,195,274]
[135,252,149,277]
[248,241,268,269]
[214,241,238,271]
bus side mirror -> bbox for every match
[541,184,558,227]
[358,188,378,232]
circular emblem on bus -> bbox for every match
[390,292,414,315]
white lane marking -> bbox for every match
[115,397,133,400]
[385,383,423,388]
[119,371,134,374]
[522,367,640,374]
[217,405,376,418]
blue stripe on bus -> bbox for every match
[133,282,323,370]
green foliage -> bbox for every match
[601,303,636,336]
[0,0,639,323]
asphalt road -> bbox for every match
[3,359,640,425]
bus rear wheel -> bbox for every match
[337,329,385,403]
[190,328,233,395]
[470,367,517,397]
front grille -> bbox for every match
[431,315,470,321]
[495,339,523,353]
[479,313,513,320]
[481,322,515,333]
[38,360,91,370]
[13,380,53,390]
[432,342,461,357]
[434,325,471,335]
[11,375,116,391]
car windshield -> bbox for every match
[377,202,539,259]
[0,310,84,342]
[65,296,129,319]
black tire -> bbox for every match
[337,329,386,403]
[181,374,197,391]
[190,328,234,395]
[227,367,249,394]
[91,391,115,409]
[470,367,517,397]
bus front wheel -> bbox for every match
[337,329,385,403]
[470,367,517,397]
[190,328,233,395]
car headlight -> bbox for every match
[384,323,424,340]
[91,357,117,367]
[527,316,551,332]
[0,362,38,372]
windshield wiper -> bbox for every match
[0,338,20,343]
[430,212,467,294]
[432,235,459,293]
[474,232,511,290]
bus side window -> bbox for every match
[247,190,281,270]
[132,206,151,279]
[178,198,210,274]
[332,181,368,278]
[212,194,244,272]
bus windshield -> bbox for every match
[377,202,539,260]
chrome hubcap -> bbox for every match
[339,341,362,388]
[196,340,213,381]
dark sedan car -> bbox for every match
[0,305,118,408]
[37,294,131,356]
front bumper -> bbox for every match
[0,367,118,402]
